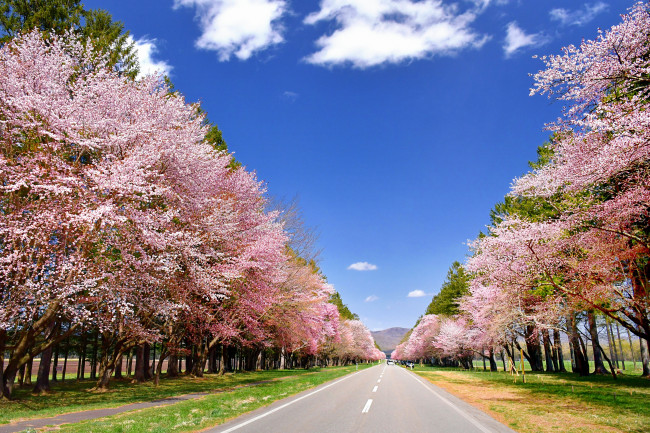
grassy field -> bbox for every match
[470,359,647,376]
[0,364,374,428]
[411,365,650,433]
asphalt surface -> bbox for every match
[208,364,516,433]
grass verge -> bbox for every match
[51,364,372,433]
[0,364,373,426]
[411,365,650,433]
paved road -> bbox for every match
[208,364,516,433]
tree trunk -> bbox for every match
[605,318,619,369]
[90,330,99,380]
[587,310,609,374]
[51,344,59,382]
[569,340,576,371]
[114,354,123,379]
[24,357,33,386]
[2,368,17,400]
[218,345,226,375]
[17,364,25,387]
[542,329,555,372]
[0,330,6,400]
[553,329,566,372]
[167,354,179,377]
[127,348,133,377]
[95,364,113,390]
[567,312,589,376]
[1,304,66,396]
[78,329,87,381]
[614,322,626,370]
[150,343,156,379]
[279,347,285,370]
[514,338,533,370]
[504,343,514,367]
[185,348,194,374]
[640,333,650,377]
[154,347,168,386]
[93,334,130,390]
[94,349,125,390]
[578,332,589,365]
[143,343,152,380]
[61,339,69,383]
[33,345,54,393]
[244,349,257,371]
[597,345,617,380]
[226,346,237,372]
[191,343,208,377]
[524,326,544,371]
[626,328,637,369]
[134,345,146,383]
[258,351,265,370]
[488,348,498,371]
[207,346,216,374]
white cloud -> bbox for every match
[303,0,488,68]
[348,261,378,271]
[407,289,427,298]
[503,21,547,57]
[469,0,506,10]
[550,2,608,26]
[282,90,299,102]
[365,295,379,302]
[174,0,287,61]
[130,37,173,79]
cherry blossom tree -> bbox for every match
[0,30,290,393]
[0,28,384,397]
[510,2,650,343]
[464,2,650,376]
[334,320,383,363]
[399,315,441,362]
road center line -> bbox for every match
[400,368,492,433]
[216,367,374,433]
[362,399,373,413]
[377,379,381,383]
[372,386,378,392]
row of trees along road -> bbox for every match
[393,2,650,378]
[0,1,384,399]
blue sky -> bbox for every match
[86,0,628,331]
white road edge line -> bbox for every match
[362,399,373,413]
[401,368,493,433]
[377,379,381,383]
[372,386,378,393]
[216,367,373,433]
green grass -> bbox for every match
[52,364,373,433]
[411,364,650,433]
[0,364,373,426]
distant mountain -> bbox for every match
[371,327,410,351]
